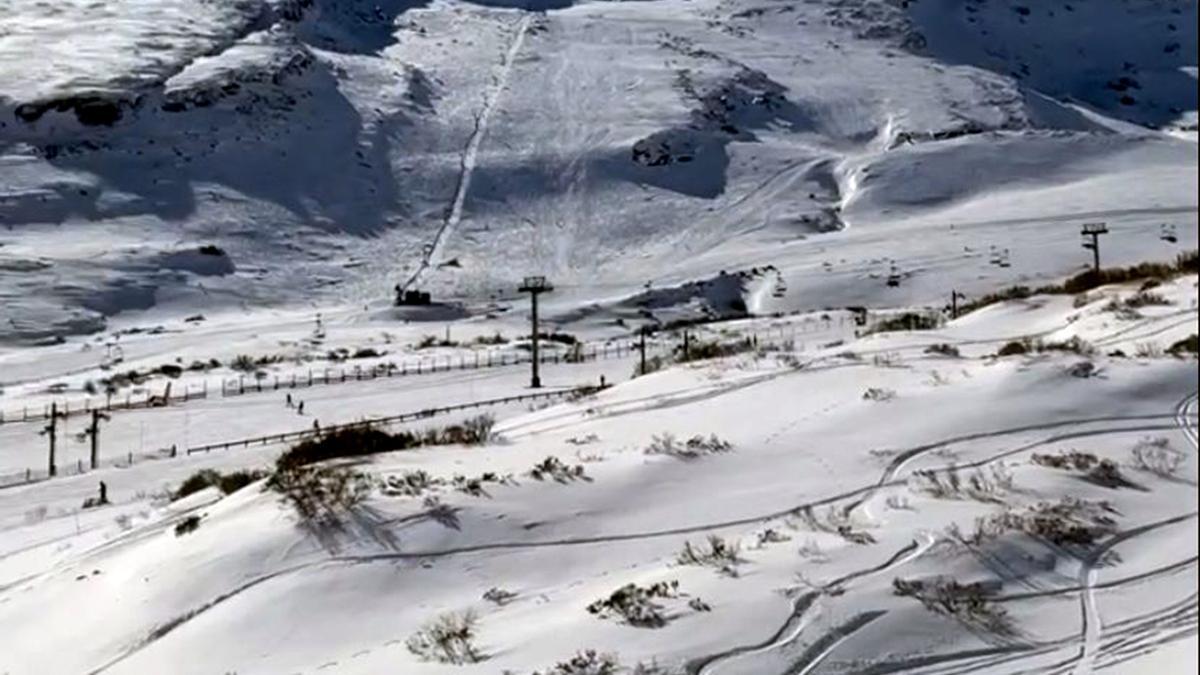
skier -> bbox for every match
[297,401,305,415]
[98,481,108,505]
[286,393,293,408]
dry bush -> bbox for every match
[381,469,442,497]
[174,515,201,537]
[452,471,514,497]
[795,505,876,545]
[587,580,680,628]
[1033,451,1138,489]
[862,387,896,402]
[911,464,1013,503]
[962,497,1118,548]
[1135,342,1163,358]
[529,456,589,483]
[892,576,1012,635]
[1131,437,1185,477]
[644,433,732,459]
[174,469,266,500]
[268,463,371,522]
[755,528,792,547]
[1168,334,1198,356]
[886,494,913,510]
[531,650,621,675]
[1032,451,1099,471]
[677,536,744,576]
[1123,291,1171,308]
[406,610,483,664]
[483,587,518,606]
[924,343,960,357]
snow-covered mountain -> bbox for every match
[0,4,1198,674]
[0,0,1195,342]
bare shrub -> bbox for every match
[644,433,732,459]
[1032,451,1098,471]
[268,464,371,522]
[755,528,792,547]
[862,387,896,402]
[1134,342,1163,358]
[1131,437,1185,477]
[529,456,589,483]
[382,470,442,497]
[452,472,514,497]
[795,505,876,545]
[531,650,621,675]
[587,581,679,628]
[885,494,913,510]
[406,610,483,664]
[797,538,830,563]
[892,576,1012,635]
[911,464,1012,503]
[924,343,960,357]
[963,497,1118,548]
[483,587,518,606]
[677,536,744,576]
[174,515,201,537]
[1033,451,1139,489]
[1124,291,1171,308]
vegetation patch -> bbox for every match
[644,432,733,459]
[892,576,1012,635]
[406,610,484,664]
[587,580,680,628]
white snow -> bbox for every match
[0,0,1198,672]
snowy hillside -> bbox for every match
[0,0,1196,342]
[0,0,1198,673]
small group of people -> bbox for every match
[285,393,305,415]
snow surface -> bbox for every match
[1,0,1198,672]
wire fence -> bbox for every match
[0,384,608,490]
[0,320,834,427]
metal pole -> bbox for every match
[530,290,541,388]
[90,410,99,469]
[47,402,58,477]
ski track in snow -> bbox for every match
[1073,391,1198,675]
[400,12,533,292]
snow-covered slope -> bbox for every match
[0,0,1196,343]
[0,274,1196,674]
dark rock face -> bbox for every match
[11,95,127,126]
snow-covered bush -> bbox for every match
[892,576,1011,635]
[910,464,1012,503]
[529,456,589,483]
[676,535,744,576]
[268,464,371,522]
[1131,437,1185,477]
[644,433,732,459]
[587,581,679,628]
[406,610,483,664]
[530,650,621,675]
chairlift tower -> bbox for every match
[519,276,554,388]
[1081,222,1108,274]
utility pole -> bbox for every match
[638,325,648,375]
[1081,222,1108,274]
[39,402,63,477]
[519,276,553,388]
[950,290,966,320]
[85,410,111,470]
